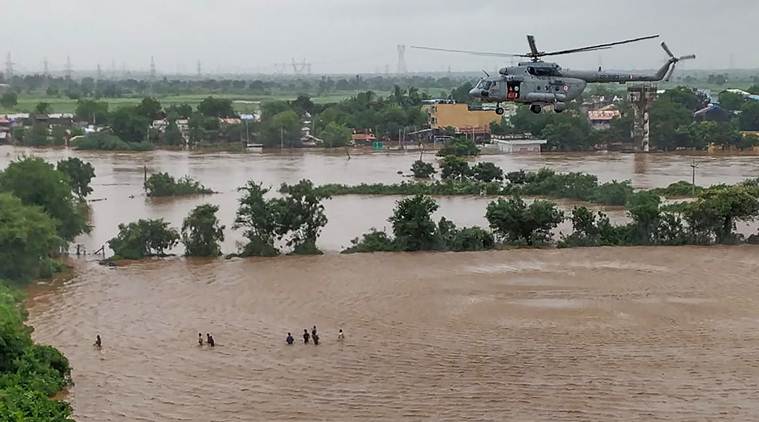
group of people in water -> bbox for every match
[95,328,342,351]
[286,326,345,345]
[198,333,215,347]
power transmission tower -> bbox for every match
[43,58,49,77]
[396,44,407,74]
[65,56,73,80]
[196,60,202,78]
[4,52,14,79]
[150,56,156,80]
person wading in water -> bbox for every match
[303,329,310,344]
[94,335,102,349]
[206,333,215,347]
[286,333,294,345]
[198,333,204,346]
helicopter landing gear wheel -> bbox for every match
[495,106,505,115]
[530,104,542,114]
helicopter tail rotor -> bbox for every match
[661,42,695,81]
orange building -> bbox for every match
[424,103,501,135]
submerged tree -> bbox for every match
[388,194,439,251]
[234,182,279,257]
[181,204,225,257]
[410,160,436,179]
[108,219,179,259]
[271,179,329,255]
[683,185,759,244]
[471,162,504,183]
[486,196,564,245]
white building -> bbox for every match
[491,136,547,153]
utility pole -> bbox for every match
[196,60,202,78]
[690,160,699,196]
[280,126,284,150]
[43,57,49,77]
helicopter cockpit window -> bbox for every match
[476,80,494,90]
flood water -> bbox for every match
[26,246,759,421]
[1,146,758,254]
[7,147,759,420]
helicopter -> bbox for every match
[412,35,695,114]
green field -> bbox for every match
[0,90,394,115]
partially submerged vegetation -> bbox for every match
[144,172,213,197]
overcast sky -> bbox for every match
[4,0,757,75]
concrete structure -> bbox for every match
[490,135,547,153]
[628,84,658,152]
[424,103,501,136]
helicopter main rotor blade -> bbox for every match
[410,46,525,58]
[661,42,675,59]
[527,35,540,56]
[539,34,660,58]
[679,54,696,61]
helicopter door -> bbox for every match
[506,81,521,100]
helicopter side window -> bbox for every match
[476,80,493,90]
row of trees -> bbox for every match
[0,73,464,100]
[0,157,96,420]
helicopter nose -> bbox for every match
[469,87,485,98]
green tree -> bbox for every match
[198,96,236,118]
[182,204,225,257]
[739,101,759,131]
[319,121,351,148]
[388,195,439,251]
[135,97,163,120]
[0,193,61,280]
[542,112,595,151]
[144,173,211,197]
[51,125,67,146]
[0,157,88,241]
[439,156,471,181]
[471,162,504,182]
[25,123,50,146]
[34,102,52,114]
[163,120,184,146]
[166,103,193,119]
[718,91,746,111]
[259,110,300,147]
[658,86,704,111]
[559,206,622,247]
[110,107,149,143]
[410,160,436,179]
[56,157,96,199]
[683,186,759,244]
[625,191,662,244]
[74,99,109,124]
[0,92,18,108]
[234,182,279,257]
[108,219,179,259]
[486,196,564,245]
[650,99,693,150]
[271,179,329,254]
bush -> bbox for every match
[108,219,179,259]
[145,173,213,197]
[410,160,436,179]
[0,194,61,280]
[591,180,634,206]
[389,195,440,251]
[471,162,504,183]
[651,181,704,198]
[437,137,479,157]
[439,156,471,181]
[342,229,398,254]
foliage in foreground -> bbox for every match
[57,157,96,200]
[0,156,89,242]
[144,172,213,197]
[0,284,73,421]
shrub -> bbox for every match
[486,196,564,245]
[108,219,179,259]
[145,173,213,197]
[342,229,398,254]
[410,160,436,179]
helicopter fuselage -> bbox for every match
[470,58,674,114]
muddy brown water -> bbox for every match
[1,146,758,254]
[26,246,759,421]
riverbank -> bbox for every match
[26,245,759,421]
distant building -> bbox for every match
[694,104,731,122]
[352,130,376,145]
[588,105,621,130]
[490,135,547,153]
[423,103,501,136]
